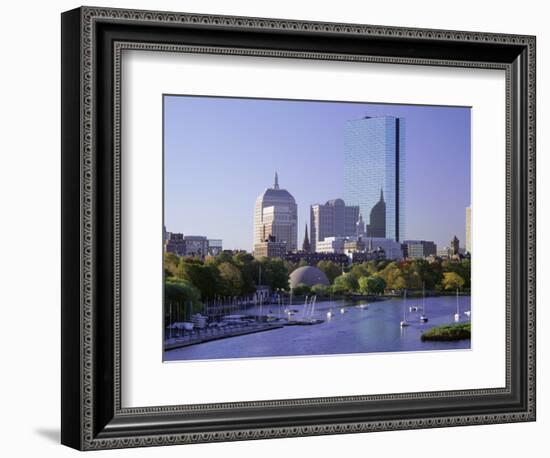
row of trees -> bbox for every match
[293,274,387,297]
[164,252,471,308]
[164,251,289,304]
[314,258,470,295]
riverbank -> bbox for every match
[291,292,470,303]
[164,323,284,351]
[421,323,471,341]
[289,294,387,303]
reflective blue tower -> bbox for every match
[343,116,405,241]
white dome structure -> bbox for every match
[289,266,330,289]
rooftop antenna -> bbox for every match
[274,171,279,189]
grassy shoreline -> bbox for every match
[421,323,471,342]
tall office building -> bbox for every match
[344,116,405,241]
[310,198,359,252]
[254,173,298,253]
[465,206,472,254]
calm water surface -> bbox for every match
[164,296,471,362]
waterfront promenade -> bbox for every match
[164,321,283,351]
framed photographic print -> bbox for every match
[61,6,536,450]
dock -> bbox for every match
[164,323,284,351]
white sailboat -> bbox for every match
[454,288,460,322]
[462,292,471,317]
[326,291,334,318]
[400,290,410,327]
[420,282,428,322]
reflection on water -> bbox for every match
[164,296,471,362]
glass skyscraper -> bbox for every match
[343,116,405,241]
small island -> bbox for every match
[421,323,471,342]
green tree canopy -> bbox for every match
[368,276,386,294]
[176,261,221,299]
[292,283,311,296]
[441,259,470,289]
[357,276,370,294]
[218,262,243,297]
[163,252,180,277]
[164,278,203,324]
[317,260,342,284]
[258,257,290,291]
[394,261,421,290]
[349,262,370,280]
[333,274,358,294]
[231,252,259,295]
[165,278,201,305]
[358,276,386,295]
[311,283,329,296]
[442,271,465,291]
[379,262,406,291]
[365,260,379,275]
[409,259,441,290]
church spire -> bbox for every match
[302,223,311,252]
[356,213,365,238]
[274,171,279,189]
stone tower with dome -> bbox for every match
[253,172,298,253]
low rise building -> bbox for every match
[437,246,452,259]
[283,251,350,266]
[403,240,437,259]
[253,236,287,259]
[349,248,386,263]
[164,232,217,259]
[207,239,223,256]
[354,237,403,260]
[164,232,186,256]
[315,236,347,254]
[182,236,209,258]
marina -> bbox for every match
[164,294,471,361]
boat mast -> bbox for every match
[422,281,426,313]
[403,289,407,321]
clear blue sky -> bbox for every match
[164,95,471,251]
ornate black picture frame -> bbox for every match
[61,6,536,450]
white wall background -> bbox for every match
[0,0,545,456]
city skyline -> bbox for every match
[164,95,471,250]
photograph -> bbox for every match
[162,95,472,361]
[53,2,537,452]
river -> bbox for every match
[164,295,471,362]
